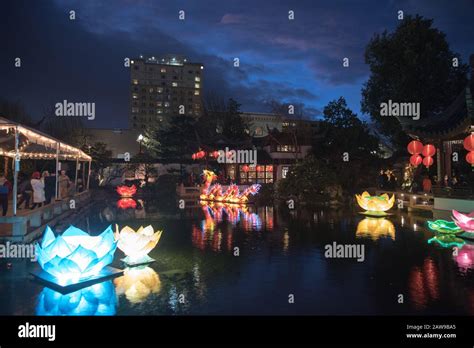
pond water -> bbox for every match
[1,194,473,315]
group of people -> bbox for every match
[0,170,72,216]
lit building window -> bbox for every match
[172,82,178,87]
[195,83,200,89]
[195,77,200,82]
[132,79,139,85]
[194,90,200,96]
[239,165,273,184]
[132,107,139,113]
[156,109,163,114]
[156,102,162,107]
[157,88,163,94]
[164,102,170,107]
[132,93,138,99]
[282,166,289,179]
[276,145,297,152]
[255,127,263,136]
[161,68,166,73]
[149,88,154,93]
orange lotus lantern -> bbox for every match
[117,198,137,209]
[116,184,137,197]
[355,191,395,216]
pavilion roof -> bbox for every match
[0,116,91,161]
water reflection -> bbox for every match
[454,243,474,272]
[408,258,440,311]
[36,280,116,315]
[356,218,396,241]
[114,267,161,304]
[117,198,137,210]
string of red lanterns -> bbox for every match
[464,133,474,165]
[407,140,436,168]
[192,150,219,160]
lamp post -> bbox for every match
[137,134,144,154]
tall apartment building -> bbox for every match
[130,55,203,129]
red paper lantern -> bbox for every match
[422,156,434,167]
[256,165,263,172]
[242,165,249,173]
[422,144,436,157]
[466,151,474,165]
[407,140,423,155]
[464,134,474,152]
[199,151,205,158]
[213,151,219,158]
[192,153,196,160]
[267,166,273,172]
[410,154,422,167]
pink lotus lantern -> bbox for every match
[452,210,474,233]
[116,185,137,197]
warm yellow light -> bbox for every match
[356,218,396,240]
[355,191,394,215]
[115,225,163,264]
[114,267,161,304]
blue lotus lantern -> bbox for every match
[36,280,117,315]
[35,226,117,286]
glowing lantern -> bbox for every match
[422,156,433,167]
[356,218,395,240]
[213,151,219,158]
[407,140,423,154]
[116,185,137,197]
[452,210,474,233]
[463,134,474,151]
[267,166,273,172]
[36,281,116,315]
[117,198,137,210]
[199,150,205,158]
[192,153,196,160]
[466,151,474,165]
[410,154,422,167]
[115,225,163,265]
[35,226,117,286]
[427,220,462,234]
[422,144,436,157]
[242,165,249,173]
[355,191,395,216]
[454,244,474,272]
[114,267,161,304]
[256,165,263,172]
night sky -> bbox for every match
[1,0,473,128]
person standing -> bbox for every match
[43,171,56,204]
[17,173,32,209]
[422,176,432,193]
[58,170,71,200]
[30,172,45,209]
[0,174,12,216]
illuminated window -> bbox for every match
[164,102,170,107]
[149,88,154,93]
[194,83,200,89]
[239,165,273,184]
[157,88,163,94]
[194,90,200,96]
[132,79,139,85]
[276,145,297,152]
[172,82,178,87]
[255,127,263,136]
[195,77,200,82]
[132,93,138,99]
[131,107,139,113]
[156,109,163,114]
[282,166,289,179]
[156,102,162,107]
[161,68,166,73]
